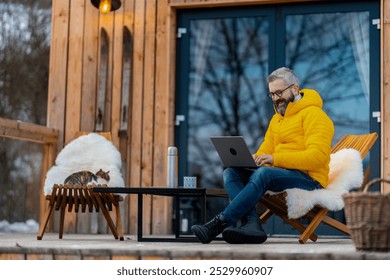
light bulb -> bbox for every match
[99,0,111,14]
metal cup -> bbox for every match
[183,176,197,188]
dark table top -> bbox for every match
[92,186,228,197]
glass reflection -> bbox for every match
[185,11,371,191]
[187,17,269,189]
[285,11,370,143]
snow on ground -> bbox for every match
[0,219,39,233]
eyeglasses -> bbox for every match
[268,84,294,99]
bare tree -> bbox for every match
[0,0,51,224]
[184,11,370,194]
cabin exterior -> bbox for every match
[2,0,389,236]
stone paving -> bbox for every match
[0,233,389,260]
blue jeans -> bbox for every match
[220,166,323,225]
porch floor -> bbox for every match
[1,233,389,260]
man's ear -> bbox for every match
[293,84,300,95]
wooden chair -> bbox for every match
[260,133,378,244]
[37,184,124,240]
[37,132,124,240]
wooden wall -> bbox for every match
[46,0,389,235]
[47,0,174,235]
[382,0,390,192]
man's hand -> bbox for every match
[253,154,274,166]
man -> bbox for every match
[191,67,334,244]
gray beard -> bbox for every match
[276,103,288,116]
[274,93,295,116]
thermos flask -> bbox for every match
[167,146,178,188]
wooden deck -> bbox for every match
[1,233,389,260]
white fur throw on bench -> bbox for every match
[272,148,363,219]
[44,133,125,195]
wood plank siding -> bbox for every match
[46,0,389,235]
[382,0,390,191]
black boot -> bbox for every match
[191,215,228,244]
[222,215,267,244]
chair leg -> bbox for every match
[280,215,318,242]
[321,215,351,235]
[37,204,55,240]
[260,209,274,223]
[261,196,317,242]
[100,205,119,239]
[299,208,328,244]
[59,207,66,239]
[59,187,68,239]
[92,192,119,239]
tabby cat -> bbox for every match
[64,169,110,186]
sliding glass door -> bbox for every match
[175,1,380,235]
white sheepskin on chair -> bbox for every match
[280,148,363,219]
[44,133,125,195]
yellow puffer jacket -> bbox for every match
[256,88,334,187]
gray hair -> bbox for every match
[267,67,299,87]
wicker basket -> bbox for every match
[343,178,390,251]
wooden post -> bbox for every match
[382,0,390,193]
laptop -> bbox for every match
[210,136,258,168]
